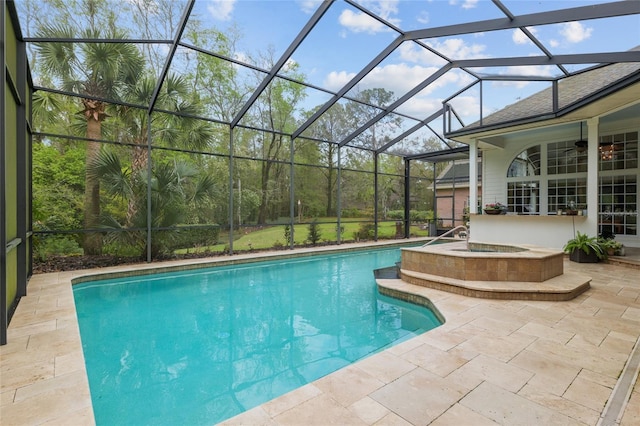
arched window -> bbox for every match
[507,145,540,177]
[507,146,540,214]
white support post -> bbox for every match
[586,117,599,235]
[469,139,478,216]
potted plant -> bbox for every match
[598,237,624,256]
[564,232,605,263]
[484,202,507,215]
[564,200,578,215]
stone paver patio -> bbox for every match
[2,242,639,425]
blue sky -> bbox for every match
[191,0,640,132]
[16,0,639,146]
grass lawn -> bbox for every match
[176,220,430,254]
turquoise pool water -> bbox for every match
[74,247,441,425]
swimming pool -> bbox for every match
[74,247,442,425]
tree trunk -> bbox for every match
[127,143,147,226]
[83,116,103,255]
[325,165,335,217]
[257,159,271,224]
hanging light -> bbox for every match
[600,143,615,160]
[574,122,587,153]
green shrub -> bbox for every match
[307,220,322,245]
[341,208,361,218]
[385,210,432,222]
[169,224,220,251]
[283,225,292,245]
[353,222,375,241]
[33,234,83,260]
[563,231,605,259]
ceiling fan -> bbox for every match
[574,122,587,153]
[563,122,587,158]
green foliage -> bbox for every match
[33,234,83,261]
[32,142,84,229]
[29,7,425,262]
[171,225,220,251]
[563,232,605,259]
[283,225,292,246]
[386,210,433,222]
[353,223,375,241]
[307,220,322,245]
[91,148,219,258]
[598,237,623,255]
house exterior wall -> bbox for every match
[473,115,639,249]
[436,187,470,227]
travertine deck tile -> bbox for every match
[352,351,416,384]
[314,364,385,407]
[348,396,390,424]
[518,383,601,425]
[273,393,367,425]
[447,353,534,393]
[2,243,640,425]
[370,367,468,425]
[516,321,575,344]
[403,342,472,377]
[563,375,613,412]
[430,403,499,426]
[509,349,580,396]
[462,381,585,425]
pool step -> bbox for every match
[398,268,591,301]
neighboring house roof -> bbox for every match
[435,160,482,188]
[448,47,640,136]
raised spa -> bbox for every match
[397,241,591,300]
[402,242,561,282]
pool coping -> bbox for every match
[3,239,640,425]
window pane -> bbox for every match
[508,146,540,177]
[507,181,539,214]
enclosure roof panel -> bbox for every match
[15,0,640,159]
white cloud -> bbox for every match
[398,38,489,68]
[549,39,559,48]
[207,0,235,21]
[397,96,444,117]
[363,63,442,94]
[417,11,429,25]
[283,58,298,72]
[338,1,401,34]
[323,70,357,91]
[446,95,480,118]
[492,65,555,88]
[339,9,388,34]
[422,38,488,61]
[327,62,471,116]
[559,21,593,43]
[298,0,322,14]
[398,42,448,66]
[512,27,537,45]
[449,0,479,9]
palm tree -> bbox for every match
[90,149,217,259]
[35,23,145,254]
[116,73,217,228]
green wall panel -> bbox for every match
[6,251,17,312]
[5,80,18,240]
[5,9,17,77]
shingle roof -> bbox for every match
[458,50,640,131]
[436,160,481,185]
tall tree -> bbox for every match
[345,88,401,151]
[246,48,307,224]
[91,150,217,258]
[114,73,216,228]
[35,22,145,254]
[302,103,350,216]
